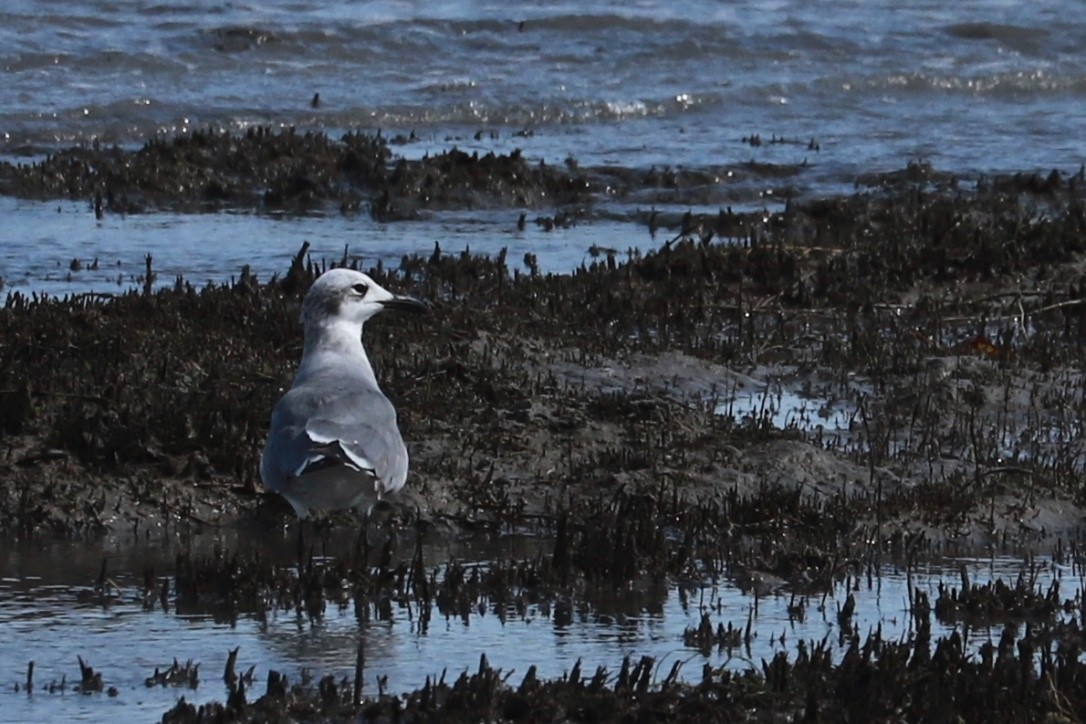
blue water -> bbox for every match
[0,531,1075,722]
[1,1,1084,293]
[3,0,1083,181]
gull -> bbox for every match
[261,268,428,519]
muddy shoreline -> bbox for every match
[3,129,1086,720]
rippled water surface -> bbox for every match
[3,0,1083,182]
[1,0,1084,293]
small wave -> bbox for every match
[879,70,1086,97]
[523,13,705,34]
[1,51,71,73]
[310,92,721,129]
[418,79,480,94]
[944,22,1048,43]
[205,26,281,53]
[943,22,1050,55]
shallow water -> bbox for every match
[0,530,1077,722]
[710,359,1086,473]
[2,0,1085,297]
[716,376,859,436]
[0,196,649,296]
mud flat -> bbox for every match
[2,130,1086,720]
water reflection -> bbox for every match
[0,533,1079,723]
[0,197,653,298]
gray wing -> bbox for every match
[261,382,409,496]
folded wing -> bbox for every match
[262,383,409,499]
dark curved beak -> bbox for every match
[379,295,429,315]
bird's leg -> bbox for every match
[296,518,307,574]
[319,514,331,562]
[409,511,428,599]
[303,511,333,565]
[296,513,329,574]
[356,508,372,569]
[368,501,397,550]
[357,499,397,568]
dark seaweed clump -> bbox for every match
[3,163,1086,542]
[154,623,1086,723]
[0,127,592,214]
[3,160,1086,547]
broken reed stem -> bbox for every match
[224,646,239,686]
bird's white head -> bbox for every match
[301,268,428,333]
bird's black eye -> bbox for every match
[352,283,368,295]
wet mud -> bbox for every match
[3,129,1086,720]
